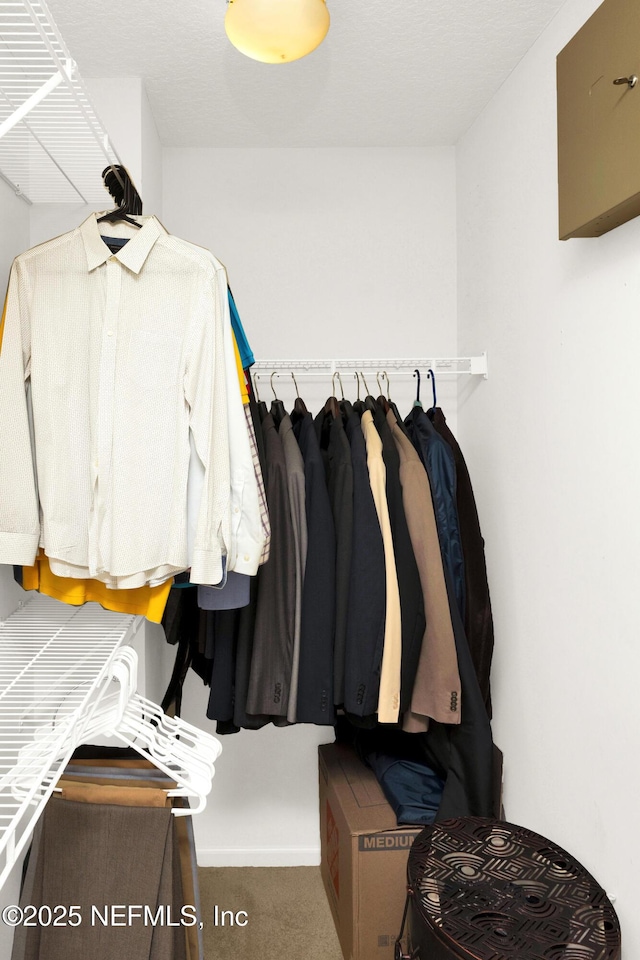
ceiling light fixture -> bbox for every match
[225,0,330,64]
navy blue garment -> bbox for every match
[430,407,495,717]
[366,752,444,825]
[292,411,336,724]
[343,409,386,719]
[404,405,466,620]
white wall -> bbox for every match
[163,147,459,864]
[0,176,31,959]
[457,0,636,952]
[0,180,31,621]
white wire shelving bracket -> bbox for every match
[0,596,141,890]
[0,0,121,203]
[251,353,489,379]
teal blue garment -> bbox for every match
[228,288,255,369]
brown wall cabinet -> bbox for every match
[557,0,640,238]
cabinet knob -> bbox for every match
[613,75,638,87]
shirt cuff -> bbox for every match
[227,537,263,577]
[189,548,225,586]
[0,532,39,566]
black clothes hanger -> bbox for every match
[269,372,287,427]
[427,367,437,411]
[413,369,423,409]
[97,164,143,228]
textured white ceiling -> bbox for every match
[47,0,567,147]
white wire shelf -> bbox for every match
[0,596,141,890]
[0,0,121,203]
[251,354,489,379]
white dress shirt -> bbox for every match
[182,245,264,577]
[0,213,231,587]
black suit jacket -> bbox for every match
[246,412,296,717]
[293,412,336,724]
[343,410,386,718]
[314,408,353,705]
[430,407,494,717]
[372,401,426,715]
[421,562,494,819]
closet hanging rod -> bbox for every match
[251,353,488,379]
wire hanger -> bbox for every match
[270,372,286,427]
[376,371,390,414]
[292,371,308,417]
[332,372,345,400]
[253,373,269,422]
[360,370,372,396]
[427,367,437,410]
[323,370,340,419]
[354,372,361,401]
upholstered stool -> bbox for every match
[396,816,620,960]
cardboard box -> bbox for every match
[319,743,421,960]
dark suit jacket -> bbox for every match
[430,407,494,716]
[246,412,295,717]
[343,410,386,718]
[371,401,426,715]
[292,412,336,724]
[404,405,466,621]
[421,562,495,820]
[314,408,353,706]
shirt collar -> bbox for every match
[80,213,165,274]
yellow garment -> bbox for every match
[233,330,249,404]
[22,552,172,623]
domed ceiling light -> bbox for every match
[225,0,330,64]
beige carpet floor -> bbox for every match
[198,866,344,960]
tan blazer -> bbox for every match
[361,411,401,723]
[388,411,461,731]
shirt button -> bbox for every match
[234,507,240,514]
[109,255,117,262]
[107,330,113,337]
[244,554,250,562]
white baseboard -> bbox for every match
[197,847,321,868]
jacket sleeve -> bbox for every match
[0,259,40,564]
[184,266,231,585]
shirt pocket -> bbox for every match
[127,330,183,394]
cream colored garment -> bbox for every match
[0,214,230,587]
[389,412,461,731]
[181,244,265,576]
[360,410,401,724]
